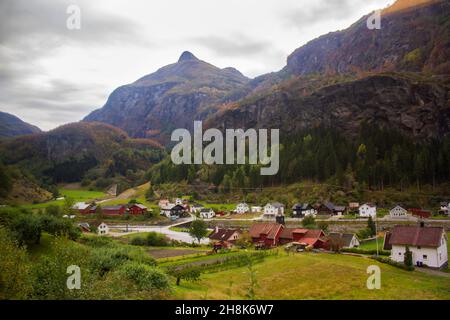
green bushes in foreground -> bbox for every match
[130,232,170,247]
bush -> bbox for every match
[146,232,169,247]
[342,248,390,256]
[130,236,147,246]
[370,256,414,271]
[118,262,169,290]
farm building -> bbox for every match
[160,204,187,218]
[384,224,448,269]
[279,228,327,248]
[72,202,96,215]
[128,203,148,215]
[102,205,126,215]
[409,208,432,219]
[249,223,284,248]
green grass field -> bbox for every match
[174,251,450,300]
[23,189,107,209]
[359,237,385,251]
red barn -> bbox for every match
[249,223,284,248]
[102,205,126,216]
[409,208,431,219]
[279,228,327,248]
[128,204,148,215]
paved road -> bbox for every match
[108,215,210,244]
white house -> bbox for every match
[359,203,377,217]
[199,208,215,219]
[235,203,250,214]
[389,205,408,219]
[386,225,448,269]
[439,202,449,215]
[97,222,109,236]
[190,203,204,213]
[251,206,262,213]
[263,202,284,219]
[175,198,183,205]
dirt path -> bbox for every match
[415,267,450,278]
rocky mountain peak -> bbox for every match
[178,51,199,62]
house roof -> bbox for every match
[362,203,376,208]
[130,203,147,209]
[292,203,311,210]
[72,202,90,210]
[267,202,284,208]
[328,233,357,247]
[249,223,283,240]
[103,205,125,210]
[200,208,213,213]
[209,228,240,241]
[388,226,445,248]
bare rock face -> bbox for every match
[285,0,450,76]
[207,74,450,140]
[84,51,249,143]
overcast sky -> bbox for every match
[0,0,393,131]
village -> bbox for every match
[72,197,450,270]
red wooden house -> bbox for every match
[102,205,126,216]
[128,204,148,215]
[409,208,432,219]
[249,223,284,248]
[279,228,327,248]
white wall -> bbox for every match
[391,241,448,268]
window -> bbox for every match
[398,252,402,255]
[423,255,427,260]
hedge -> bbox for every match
[370,255,415,271]
[342,248,390,256]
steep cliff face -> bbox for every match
[84,51,249,142]
[208,74,450,139]
[0,111,41,138]
[285,0,450,76]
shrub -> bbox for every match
[370,256,414,271]
[146,232,169,246]
[130,236,147,246]
[118,262,169,290]
[342,248,390,256]
[167,265,201,286]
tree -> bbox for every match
[168,265,201,286]
[301,215,316,228]
[235,231,252,248]
[189,219,209,244]
[367,216,376,237]
[404,245,413,267]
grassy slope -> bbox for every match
[23,189,107,209]
[174,251,450,300]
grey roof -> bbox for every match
[328,233,357,247]
[269,202,284,208]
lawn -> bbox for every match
[173,251,450,300]
[23,189,107,209]
[359,237,385,251]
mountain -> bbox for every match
[207,0,450,139]
[84,51,249,142]
[0,122,164,187]
[0,111,41,138]
[285,0,450,76]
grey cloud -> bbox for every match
[284,0,382,31]
[191,34,271,57]
[0,0,149,130]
